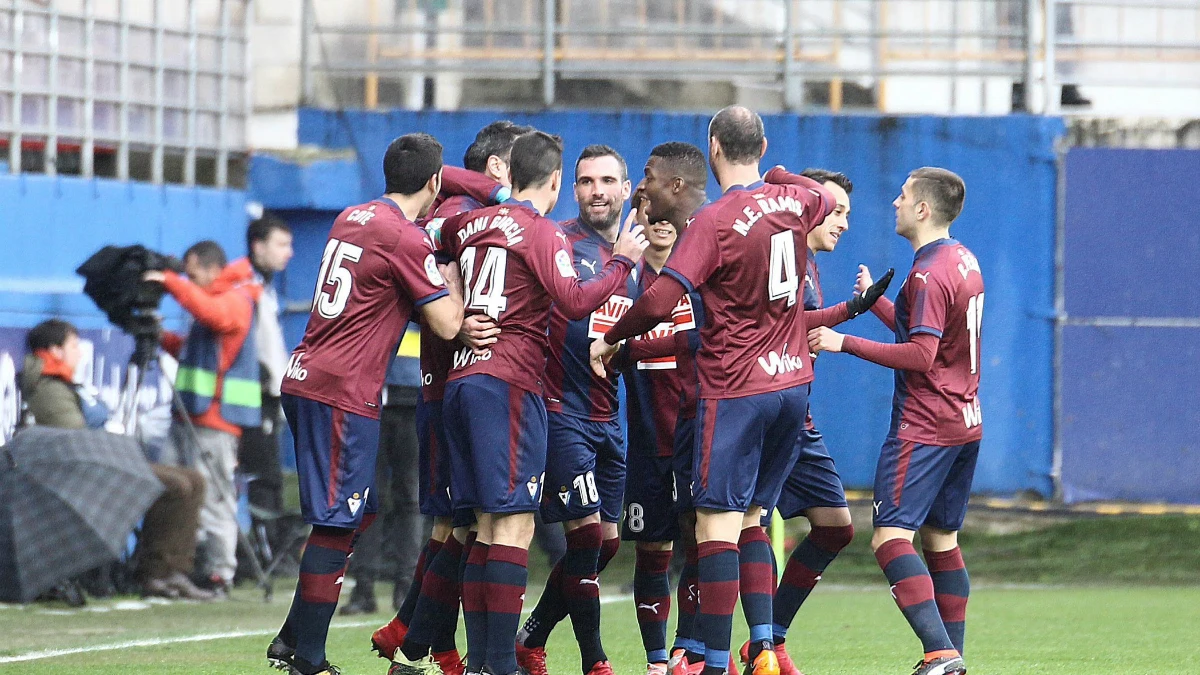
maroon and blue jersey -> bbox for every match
[439,202,634,396]
[417,193,485,403]
[802,249,824,431]
[282,198,449,419]
[544,219,640,421]
[663,180,833,399]
[623,264,700,459]
[891,238,985,446]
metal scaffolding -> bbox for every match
[299,0,1200,113]
[0,0,251,186]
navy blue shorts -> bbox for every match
[416,396,474,527]
[672,414,696,513]
[541,412,626,524]
[283,393,380,529]
[622,451,679,542]
[692,385,809,513]
[443,374,548,515]
[873,436,981,531]
[763,428,848,526]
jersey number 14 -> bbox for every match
[460,246,509,319]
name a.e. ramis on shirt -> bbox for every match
[456,209,526,246]
[731,191,812,236]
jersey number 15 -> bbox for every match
[313,238,363,319]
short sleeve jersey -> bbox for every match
[439,201,632,395]
[417,193,484,403]
[282,198,450,419]
[662,181,832,399]
[891,238,985,445]
[544,219,639,422]
[802,249,823,430]
[625,264,698,457]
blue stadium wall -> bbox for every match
[0,174,248,330]
[269,109,1065,497]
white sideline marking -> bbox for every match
[0,594,635,664]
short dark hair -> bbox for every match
[383,133,444,195]
[184,240,227,269]
[27,319,78,352]
[708,106,765,164]
[909,167,966,223]
[575,144,627,182]
[246,216,290,253]
[464,120,532,173]
[649,141,707,187]
[509,131,564,192]
[801,168,853,194]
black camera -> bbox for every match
[76,245,184,366]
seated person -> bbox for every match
[20,319,216,601]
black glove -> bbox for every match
[846,268,895,318]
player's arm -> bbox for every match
[806,267,895,328]
[762,166,836,231]
[147,269,252,335]
[391,228,461,341]
[856,264,896,330]
[610,333,677,372]
[440,166,508,205]
[533,212,646,321]
[421,295,464,341]
[808,328,938,372]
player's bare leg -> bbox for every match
[872,527,965,675]
[761,506,853,675]
[635,539,674,675]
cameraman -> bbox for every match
[20,319,214,600]
[145,240,263,595]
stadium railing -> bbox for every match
[300,0,1200,114]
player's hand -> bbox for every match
[613,203,650,263]
[807,326,845,353]
[459,314,499,356]
[854,264,873,295]
[589,337,620,378]
[846,267,894,318]
[142,270,166,283]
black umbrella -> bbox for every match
[0,426,164,603]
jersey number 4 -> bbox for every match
[768,231,799,307]
[460,246,509,319]
[312,238,363,319]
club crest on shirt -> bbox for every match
[424,254,445,286]
[588,295,633,339]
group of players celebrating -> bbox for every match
[264,105,985,675]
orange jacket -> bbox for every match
[161,258,263,437]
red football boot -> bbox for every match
[370,618,408,660]
[515,643,549,675]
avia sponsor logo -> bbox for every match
[587,295,633,339]
[634,321,677,371]
[670,295,696,331]
[756,343,807,377]
[284,353,308,381]
[732,194,807,236]
[962,399,983,429]
[451,346,492,370]
[457,212,525,246]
